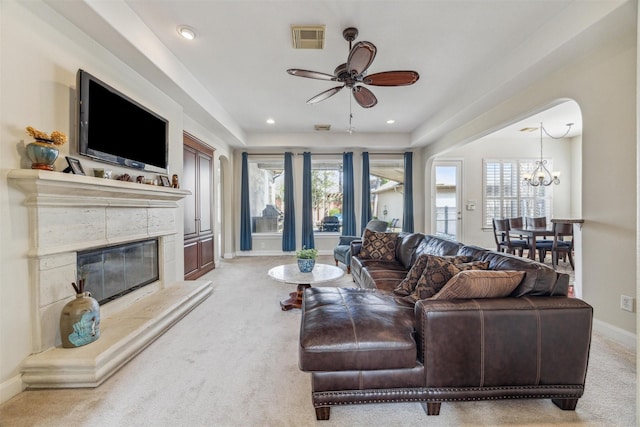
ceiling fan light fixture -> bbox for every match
[291,25,325,49]
[177,25,196,40]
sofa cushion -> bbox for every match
[359,229,398,261]
[393,254,474,297]
[401,256,489,304]
[457,245,566,296]
[299,287,417,371]
[430,270,525,300]
[395,232,426,268]
[393,253,430,296]
[414,235,464,259]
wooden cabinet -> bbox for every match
[183,133,215,279]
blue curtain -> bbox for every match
[342,152,357,236]
[240,152,252,250]
[403,151,414,232]
[360,152,371,234]
[302,152,315,249]
[282,152,296,251]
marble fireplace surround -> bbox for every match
[8,170,213,388]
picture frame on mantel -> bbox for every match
[64,156,85,175]
[159,175,171,187]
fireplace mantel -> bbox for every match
[8,169,212,389]
[8,169,190,203]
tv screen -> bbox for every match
[77,69,168,173]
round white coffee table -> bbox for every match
[268,263,344,311]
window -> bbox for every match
[369,157,404,230]
[483,159,553,228]
[248,157,284,233]
[312,158,343,232]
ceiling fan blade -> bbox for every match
[364,70,420,86]
[307,85,344,104]
[352,86,377,108]
[347,41,377,76]
[287,69,337,81]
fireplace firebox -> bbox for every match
[78,239,159,304]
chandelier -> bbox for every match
[523,122,573,187]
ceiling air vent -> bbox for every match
[292,25,325,49]
[314,124,331,131]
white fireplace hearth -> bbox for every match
[8,169,213,388]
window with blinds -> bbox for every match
[483,159,553,228]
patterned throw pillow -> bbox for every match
[393,255,474,296]
[401,255,489,304]
[358,229,398,261]
[430,270,525,300]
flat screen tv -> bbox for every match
[77,69,168,173]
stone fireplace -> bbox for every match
[8,169,212,388]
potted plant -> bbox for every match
[296,246,318,272]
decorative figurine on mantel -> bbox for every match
[172,174,180,188]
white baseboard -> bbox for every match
[0,373,25,405]
[234,250,333,257]
[592,318,637,352]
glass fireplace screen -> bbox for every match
[77,239,159,304]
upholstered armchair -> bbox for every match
[333,219,388,273]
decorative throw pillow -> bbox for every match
[393,254,474,296]
[430,270,525,300]
[358,229,398,261]
[401,256,489,304]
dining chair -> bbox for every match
[492,218,528,257]
[507,216,526,241]
[534,222,574,270]
[525,216,547,228]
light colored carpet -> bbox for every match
[0,255,635,426]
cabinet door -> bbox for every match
[198,153,213,235]
[183,146,198,238]
[183,132,215,280]
[199,235,215,270]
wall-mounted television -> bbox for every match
[77,69,168,173]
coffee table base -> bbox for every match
[280,283,310,311]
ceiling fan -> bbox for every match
[287,27,419,108]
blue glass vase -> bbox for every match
[297,258,315,273]
[25,139,59,171]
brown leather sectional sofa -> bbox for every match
[299,233,593,420]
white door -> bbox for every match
[432,160,462,241]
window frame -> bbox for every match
[247,156,285,235]
[483,158,554,229]
[311,156,343,234]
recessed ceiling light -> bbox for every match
[266,118,275,124]
[177,25,196,40]
[386,119,395,124]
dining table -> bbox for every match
[509,226,554,260]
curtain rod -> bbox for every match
[294,152,406,156]
[244,152,407,156]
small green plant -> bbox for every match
[296,246,318,259]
